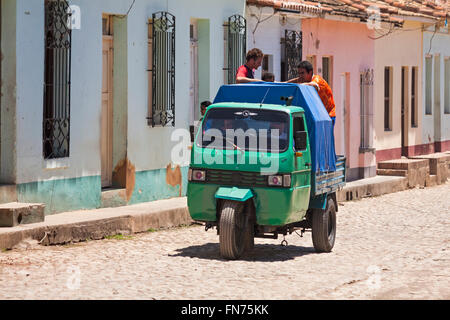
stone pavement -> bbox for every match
[0,181,448,300]
[0,173,418,250]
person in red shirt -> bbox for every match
[288,61,336,126]
[236,48,264,84]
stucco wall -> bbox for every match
[246,5,303,82]
[302,18,375,176]
[423,29,450,149]
[373,21,424,154]
[12,0,244,186]
[1,0,18,184]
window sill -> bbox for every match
[384,129,392,132]
[43,158,70,170]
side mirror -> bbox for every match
[294,131,307,151]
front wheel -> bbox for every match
[312,197,336,252]
[219,200,249,260]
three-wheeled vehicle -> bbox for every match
[187,83,345,259]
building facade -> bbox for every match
[245,0,449,180]
[1,0,245,214]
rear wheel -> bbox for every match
[219,200,250,260]
[312,197,336,252]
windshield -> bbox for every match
[196,108,290,153]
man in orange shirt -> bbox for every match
[287,61,336,126]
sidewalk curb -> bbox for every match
[0,198,192,250]
[337,176,408,202]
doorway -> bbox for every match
[189,19,210,126]
[101,15,114,188]
[434,55,442,152]
[189,21,199,125]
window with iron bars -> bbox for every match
[43,0,72,159]
[360,69,374,150]
[147,11,176,127]
[223,15,246,84]
[283,30,302,82]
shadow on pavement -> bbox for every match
[169,242,317,262]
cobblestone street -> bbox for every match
[0,182,449,300]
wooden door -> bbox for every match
[189,23,199,125]
[101,35,113,188]
[401,67,408,156]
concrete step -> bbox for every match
[0,202,45,227]
[378,159,428,170]
[426,175,438,187]
[409,153,450,183]
[376,169,408,177]
[101,188,127,208]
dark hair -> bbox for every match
[297,61,313,73]
[262,72,274,82]
[246,48,263,62]
[201,101,212,108]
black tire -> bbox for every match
[312,196,336,253]
[219,201,247,260]
[244,219,255,252]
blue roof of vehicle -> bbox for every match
[209,102,305,114]
[213,82,337,173]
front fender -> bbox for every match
[215,187,254,202]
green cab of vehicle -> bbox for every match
[187,102,312,228]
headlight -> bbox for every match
[188,168,192,181]
[192,170,206,182]
[268,175,282,187]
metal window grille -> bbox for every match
[148,11,175,127]
[226,15,246,84]
[43,0,72,159]
[284,30,302,81]
[360,69,374,148]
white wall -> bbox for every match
[422,29,450,145]
[14,0,245,184]
[246,5,302,82]
[373,21,423,153]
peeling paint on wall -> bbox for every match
[112,158,136,202]
[166,163,182,197]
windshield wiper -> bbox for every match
[223,136,244,154]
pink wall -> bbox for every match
[302,18,375,178]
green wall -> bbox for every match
[15,167,189,215]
